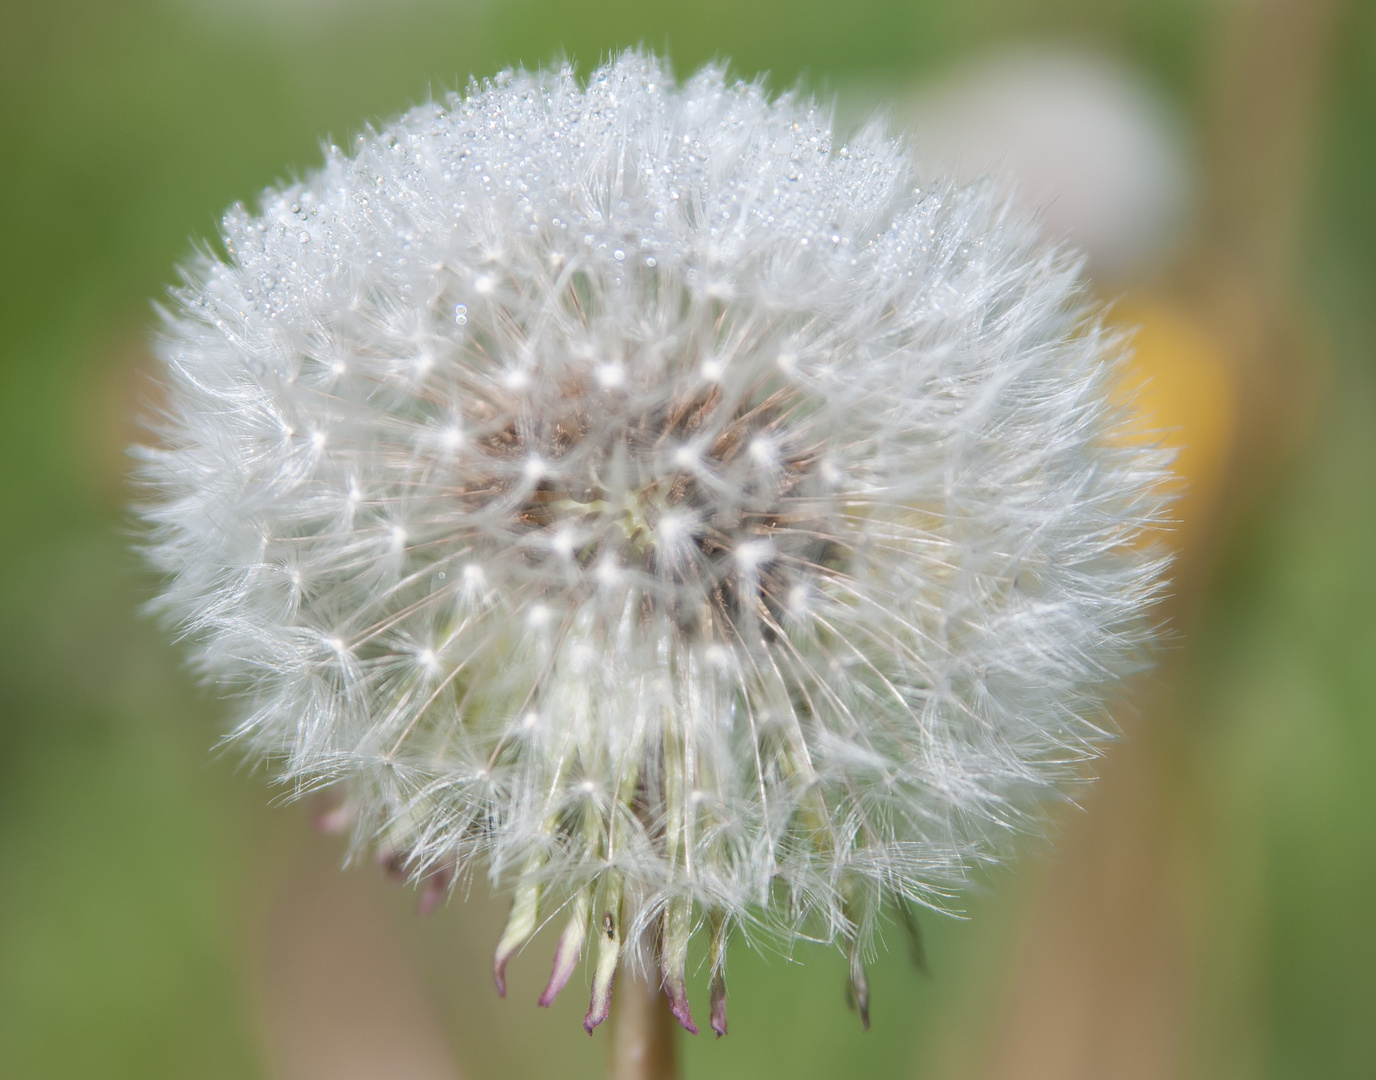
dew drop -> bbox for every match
[551,527,576,558]
[658,513,683,543]
[735,539,775,570]
[595,362,625,389]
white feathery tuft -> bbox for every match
[135,52,1171,1033]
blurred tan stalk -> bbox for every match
[609,971,680,1080]
[971,1,1345,1078]
[252,824,464,1080]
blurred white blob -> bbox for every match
[897,47,1194,284]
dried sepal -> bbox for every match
[494,859,542,997]
[584,879,624,1034]
[708,911,729,1038]
[660,895,698,1034]
[539,888,591,1008]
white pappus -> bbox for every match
[135,52,1172,1036]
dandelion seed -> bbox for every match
[136,52,1170,1037]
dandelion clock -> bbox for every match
[135,52,1170,1065]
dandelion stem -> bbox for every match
[608,969,678,1080]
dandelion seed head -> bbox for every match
[136,52,1170,1033]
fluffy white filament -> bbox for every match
[136,53,1170,1034]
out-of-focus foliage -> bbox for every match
[1,2,1373,1078]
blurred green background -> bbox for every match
[2,1,1374,1078]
